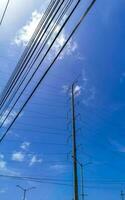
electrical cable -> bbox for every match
[0,0,10,25]
[0,0,57,108]
[0,0,96,143]
[0,0,55,102]
[0,0,75,123]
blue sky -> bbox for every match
[0,0,125,199]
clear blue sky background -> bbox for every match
[0,0,125,200]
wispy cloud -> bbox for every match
[0,189,6,194]
[11,151,25,162]
[110,139,125,153]
[11,142,42,167]
[50,164,67,173]
[0,154,18,175]
[13,10,77,59]
[14,10,42,46]
[20,142,30,151]
[82,86,96,106]
[62,84,81,96]
[29,155,42,166]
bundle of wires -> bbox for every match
[0,0,96,143]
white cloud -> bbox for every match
[48,28,78,60]
[62,69,96,106]
[14,10,42,46]
[0,154,6,170]
[29,155,42,166]
[82,86,96,106]
[74,85,81,96]
[11,143,42,167]
[62,85,69,93]
[0,154,4,159]
[13,10,77,59]
[21,142,30,150]
[0,160,6,170]
[11,152,25,162]
[62,84,81,96]
[0,154,18,175]
[50,164,66,173]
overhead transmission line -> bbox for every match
[0,174,72,186]
[0,0,55,99]
[0,0,10,25]
[0,0,72,112]
[0,0,66,117]
[0,0,96,143]
[0,0,80,128]
[0,0,77,126]
[0,174,125,188]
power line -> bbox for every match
[0,0,10,25]
[0,0,96,144]
[0,174,72,186]
[0,0,78,127]
[0,0,74,114]
[0,0,55,101]
[0,0,66,118]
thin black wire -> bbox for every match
[0,0,96,143]
[80,105,125,129]
[5,140,67,146]
[0,0,55,103]
[0,0,62,113]
[10,128,67,136]
[0,0,67,120]
[0,0,10,25]
[21,110,66,119]
[0,152,69,155]
[0,175,125,189]
[0,0,79,127]
[0,0,55,104]
[0,0,57,109]
[0,174,72,186]
[11,123,67,132]
[8,126,67,136]
[0,0,73,123]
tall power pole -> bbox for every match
[121,190,125,200]
[71,83,79,200]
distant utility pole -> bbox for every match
[72,157,91,200]
[71,83,79,200]
[121,190,125,200]
[16,185,36,200]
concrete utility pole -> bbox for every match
[121,190,125,200]
[16,185,36,200]
[71,83,79,200]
